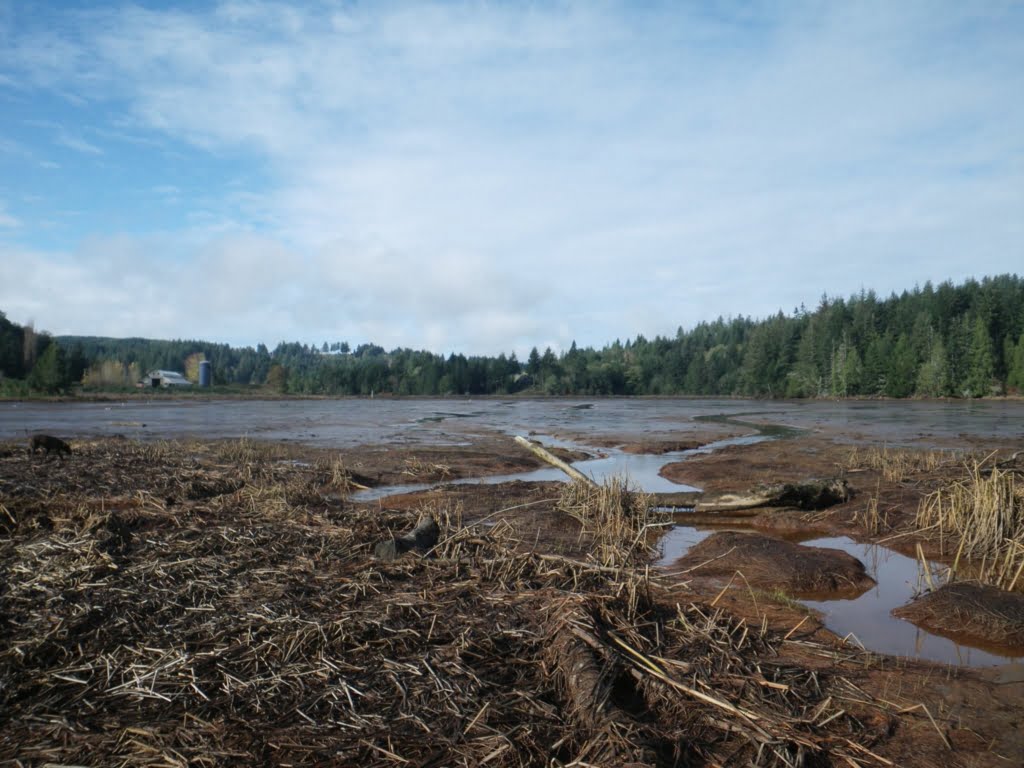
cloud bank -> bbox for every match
[0,1,1021,354]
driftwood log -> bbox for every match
[514,435,595,486]
[696,479,851,513]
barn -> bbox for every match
[141,370,193,388]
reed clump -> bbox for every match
[846,445,957,482]
[557,476,666,567]
[853,480,889,535]
[916,459,1024,590]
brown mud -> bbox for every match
[2,432,1024,766]
[673,531,876,597]
[894,583,1024,647]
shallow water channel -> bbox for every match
[356,424,1021,667]
[658,526,1021,667]
[350,432,767,501]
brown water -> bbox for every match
[657,526,1022,667]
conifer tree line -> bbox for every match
[2,274,1023,397]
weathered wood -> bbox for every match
[696,479,851,512]
[695,492,771,513]
[514,435,595,486]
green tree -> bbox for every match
[915,338,949,397]
[884,334,917,398]
[27,341,71,393]
[965,314,995,397]
[266,364,289,393]
[1006,333,1024,394]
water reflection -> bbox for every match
[656,526,1022,667]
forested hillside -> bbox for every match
[2,275,1023,397]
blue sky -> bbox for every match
[1,1,1022,356]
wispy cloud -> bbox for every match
[54,128,103,155]
[0,2,1021,352]
[0,202,19,228]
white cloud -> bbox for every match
[0,2,1022,353]
[54,129,103,155]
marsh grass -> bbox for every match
[754,587,812,613]
[846,445,958,482]
[557,476,667,567]
[401,455,453,480]
[916,459,1024,590]
[853,479,889,535]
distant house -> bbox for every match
[141,370,193,388]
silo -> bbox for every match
[198,360,212,388]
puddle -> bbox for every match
[657,526,716,564]
[657,527,1022,667]
[799,536,1021,666]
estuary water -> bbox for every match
[2,396,1022,446]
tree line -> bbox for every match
[2,274,1023,397]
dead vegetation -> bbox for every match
[556,476,666,567]
[0,438,911,766]
[915,456,1024,591]
[843,446,1024,591]
[845,446,960,483]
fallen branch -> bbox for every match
[514,435,595,486]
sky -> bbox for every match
[0,1,1022,357]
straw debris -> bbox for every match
[915,457,1024,590]
[1,438,896,766]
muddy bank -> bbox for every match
[336,437,590,488]
[894,583,1024,648]
[660,436,847,493]
[671,531,876,596]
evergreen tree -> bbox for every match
[884,333,917,398]
[915,338,949,397]
[27,342,71,393]
[1006,333,1024,394]
[965,314,995,397]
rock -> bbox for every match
[374,516,441,561]
[404,517,440,551]
[374,539,401,561]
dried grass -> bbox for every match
[0,439,896,766]
[556,476,667,568]
[845,446,958,483]
[916,458,1024,590]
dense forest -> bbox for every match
[2,275,1024,398]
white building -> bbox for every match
[142,370,193,388]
